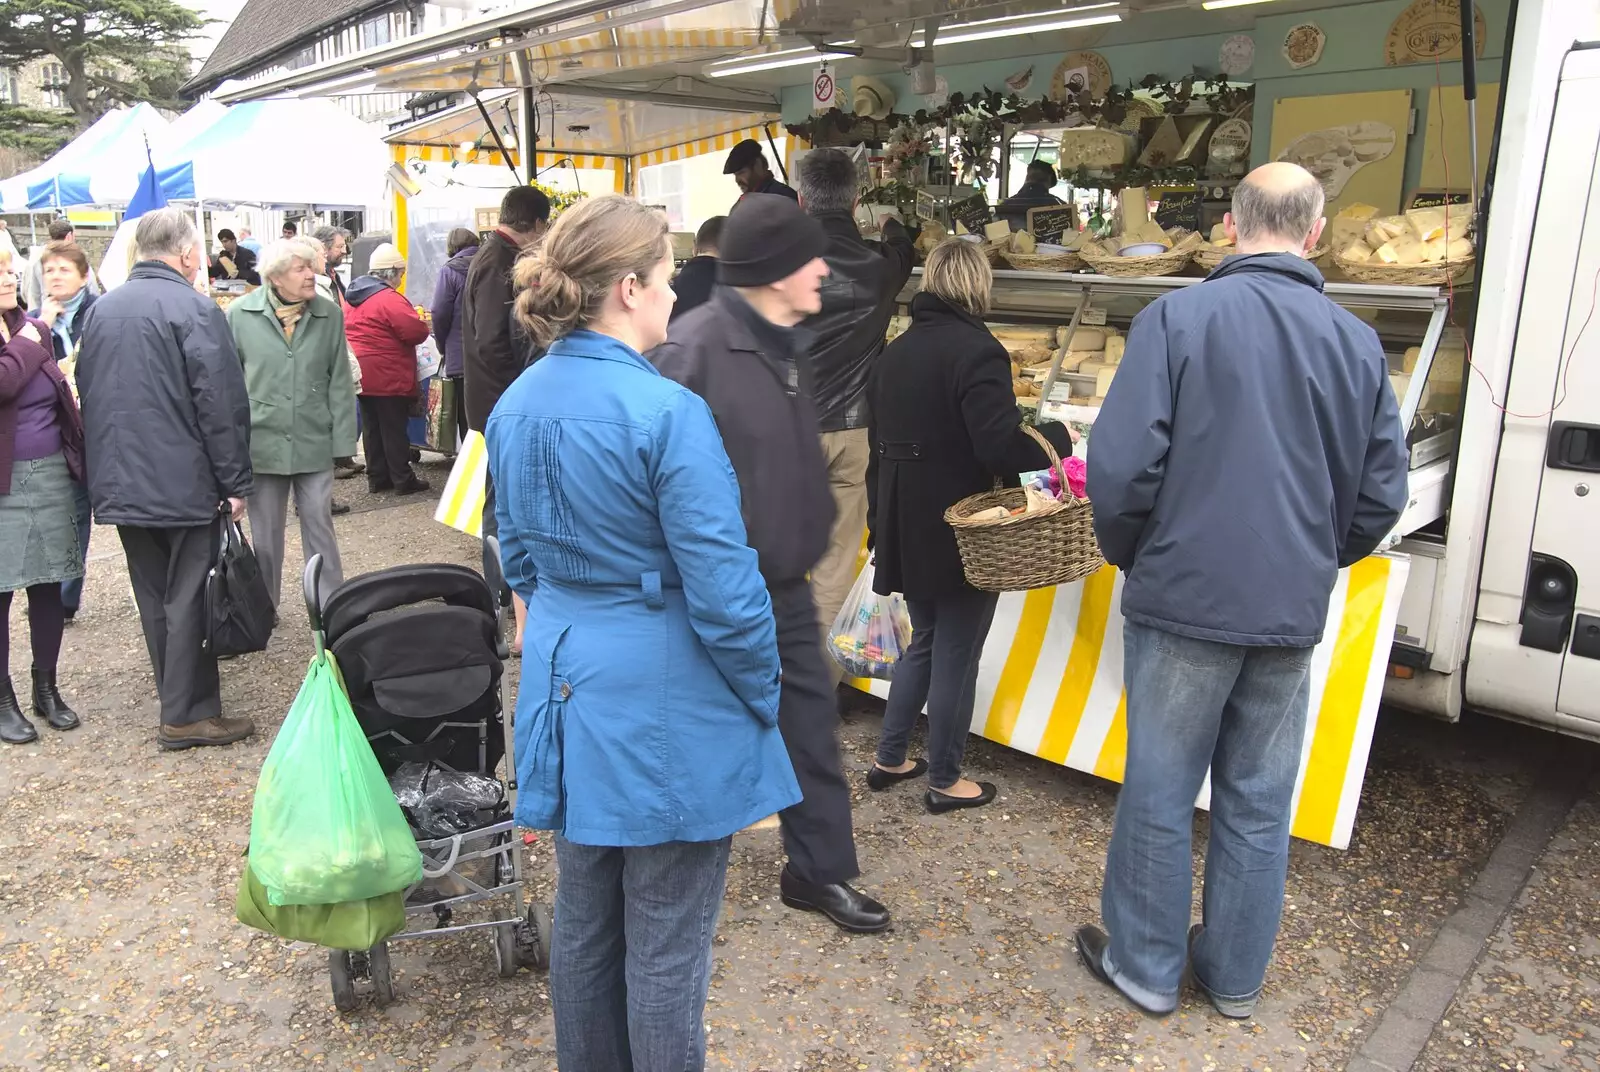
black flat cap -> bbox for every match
[723,139,764,175]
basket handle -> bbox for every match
[1020,423,1068,494]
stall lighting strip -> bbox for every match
[706,4,1123,78]
[1199,0,1281,9]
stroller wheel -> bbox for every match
[368,941,396,1006]
[521,903,552,971]
[493,922,521,978]
[328,950,359,1013]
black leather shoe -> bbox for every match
[1075,925,1176,1018]
[925,781,998,814]
[779,867,891,934]
[31,668,80,731]
[395,477,432,496]
[0,678,38,744]
[331,501,351,516]
[867,758,928,791]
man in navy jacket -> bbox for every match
[1076,162,1408,1020]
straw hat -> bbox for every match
[851,77,896,121]
[369,243,407,271]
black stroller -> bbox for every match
[301,537,550,1012]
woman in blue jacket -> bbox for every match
[486,194,798,1072]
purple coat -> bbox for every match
[0,305,83,495]
[431,245,477,378]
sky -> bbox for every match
[189,0,250,68]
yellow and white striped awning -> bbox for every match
[632,123,779,169]
[391,143,620,171]
[866,555,1411,850]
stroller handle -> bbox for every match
[303,554,326,646]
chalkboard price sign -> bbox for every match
[1152,187,1202,232]
[1406,188,1472,210]
[949,192,993,236]
[1027,203,1080,244]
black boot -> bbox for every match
[0,677,37,744]
[31,668,80,731]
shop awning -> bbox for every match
[154,97,391,209]
[0,104,170,213]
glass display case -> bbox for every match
[893,268,1461,538]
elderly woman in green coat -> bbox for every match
[227,237,358,611]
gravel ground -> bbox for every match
[0,488,1591,1071]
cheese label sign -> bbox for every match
[1406,188,1471,210]
[1027,204,1079,244]
[1152,188,1202,232]
[949,192,993,236]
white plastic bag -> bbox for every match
[415,336,443,381]
[827,562,913,681]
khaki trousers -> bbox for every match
[812,427,871,690]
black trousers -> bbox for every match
[118,523,222,727]
[448,374,469,448]
[769,578,860,886]
[359,395,416,489]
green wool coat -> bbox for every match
[227,287,359,476]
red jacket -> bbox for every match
[343,276,432,397]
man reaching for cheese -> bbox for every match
[1076,161,1409,1021]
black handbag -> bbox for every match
[204,512,275,657]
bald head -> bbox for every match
[1227,162,1327,255]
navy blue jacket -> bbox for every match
[1086,253,1408,647]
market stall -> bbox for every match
[216,0,1504,848]
[0,103,170,213]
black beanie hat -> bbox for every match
[717,194,828,288]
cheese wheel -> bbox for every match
[1065,328,1107,351]
[1058,128,1133,170]
[1104,336,1126,366]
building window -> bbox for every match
[1,69,19,105]
[360,14,392,50]
[284,44,316,70]
[40,63,66,108]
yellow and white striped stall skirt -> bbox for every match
[862,556,1410,850]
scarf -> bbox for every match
[267,285,308,343]
[51,287,86,357]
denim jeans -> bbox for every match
[875,588,1000,789]
[551,835,732,1072]
[1101,620,1312,1012]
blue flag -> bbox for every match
[125,138,167,220]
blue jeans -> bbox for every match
[60,482,91,612]
[1102,620,1312,1012]
[551,835,731,1072]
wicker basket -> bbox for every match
[1194,242,1330,271]
[1330,253,1475,286]
[1002,248,1086,273]
[1079,233,1200,278]
[944,426,1104,592]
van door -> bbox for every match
[1468,47,1600,734]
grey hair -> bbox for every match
[311,224,342,251]
[797,148,859,215]
[134,208,200,261]
[259,237,322,280]
[1231,175,1326,245]
[370,267,404,285]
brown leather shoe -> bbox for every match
[158,715,256,751]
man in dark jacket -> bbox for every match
[463,185,550,433]
[669,215,724,322]
[795,148,915,688]
[431,227,478,445]
[725,138,798,204]
[74,208,257,751]
[996,161,1066,230]
[651,194,891,936]
[208,228,261,286]
[1076,163,1409,1020]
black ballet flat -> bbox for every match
[925,781,998,814]
[866,758,928,791]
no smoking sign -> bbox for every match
[813,65,837,112]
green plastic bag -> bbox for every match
[236,862,406,951]
[248,650,423,906]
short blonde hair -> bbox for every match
[0,249,12,272]
[513,195,669,351]
[922,239,993,316]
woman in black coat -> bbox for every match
[865,238,1075,813]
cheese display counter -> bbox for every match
[867,268,1460,849]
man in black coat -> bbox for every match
[651,194,891,935]
[794,148,915,689]
[207,228,261,286]
[996,161,1066,231]
[724,138,798,204]
[669,215,724,322]
[75,208,257,750]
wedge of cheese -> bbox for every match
[1374,235,1428,265]
[1095,366,1118,397]
[1124,220,1173,248]
[1104,335,1126,366]
[1341,239,1375,263]
[1336,202,1382,221]
[1012,230,1037,254]
[1120,187,1151,228]
[1364,216,1409,247]
[1404,203,1472,242]
[1208,222,1234,247]
[1422,235,1474,262]
[1064,328,1107,352]
[984,219,1013,242]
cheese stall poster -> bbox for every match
[865,555,1410,850]
[1270,89,1413,216]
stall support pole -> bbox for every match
[515,48,537,185]
[1034,283,1095,425]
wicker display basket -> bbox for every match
[1002,248,1086,273]
[1079,233,1201,278]
[944,426,1103,592]
[1193,242,1329,271]
[1330,253,1475,286]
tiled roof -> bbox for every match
[183,0,385,95]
